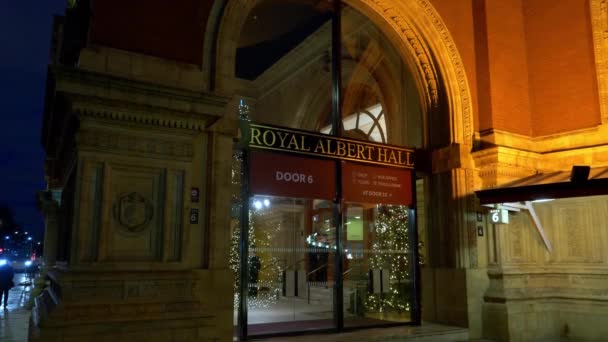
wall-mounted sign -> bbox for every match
[191,187,199,202]
[190,208,199,224]
[489,209,509,224]
[342,161,412,206]
[249,151,336,200]
[245,123,415,169]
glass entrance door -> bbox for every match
[342,203,416,328]
[245,196,336,336]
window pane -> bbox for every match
[342,203,414,327]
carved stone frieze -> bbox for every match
[52,66,229,131]
[360,0,473,145]
[72,100,210,132]
[591,0,608,123]
[365,0,439,107]
[77,129,194,159]
[413,0,473,144]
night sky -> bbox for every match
[1,1,67,240]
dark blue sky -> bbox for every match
[0,1,67,239]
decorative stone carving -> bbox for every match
[358,0,474,145]
[591,0,608,123]
[366,0,439,106]
[113,192,154,233]
[216,0,473,145]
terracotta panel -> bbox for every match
[485,0,533,135]
[523,0,601,136]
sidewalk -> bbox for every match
[0,273,33,342]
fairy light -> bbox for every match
[365,204,411,313]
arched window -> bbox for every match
[320,102,386,143]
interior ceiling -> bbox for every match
[238,0,332,48]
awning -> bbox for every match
[476,167,608,205]
[475,166,608,254]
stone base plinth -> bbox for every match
[29,268,234,342]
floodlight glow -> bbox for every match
[27,237,32,241]
[0,259,6,266]
[347,253,353,260]
[253,200,262,210]
[25,261,32,267]
[263,199,270,207]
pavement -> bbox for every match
[0,273,32,342]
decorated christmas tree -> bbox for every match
[229,205,286,309]
[365,204,410,313]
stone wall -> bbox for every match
[483,196,608,341]
[33,51,234,340]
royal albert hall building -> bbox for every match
[36,0,608,341]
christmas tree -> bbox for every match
[365,204,410,313]
[230,205,286,309]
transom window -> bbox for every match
[321,103,387,143]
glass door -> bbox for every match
[245,196,336,336]
[342,203,415,328]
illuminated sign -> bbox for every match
[249,151,336,200]
[489,209,509,224]
[245,123,415,169]
[342,162,413,206]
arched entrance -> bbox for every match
[213,0,476,339]
[214,0,473,147]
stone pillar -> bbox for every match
[421,144,489,339]
[40,191,59,267]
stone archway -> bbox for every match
[214,0,473,147]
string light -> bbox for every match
[365,204,411,313]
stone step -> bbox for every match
[250,323,471,342]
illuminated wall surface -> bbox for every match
[36,0,608,341]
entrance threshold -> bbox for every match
[245,322,471,341]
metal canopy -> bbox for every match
[475,167,608,254]
[475,167,608,205]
